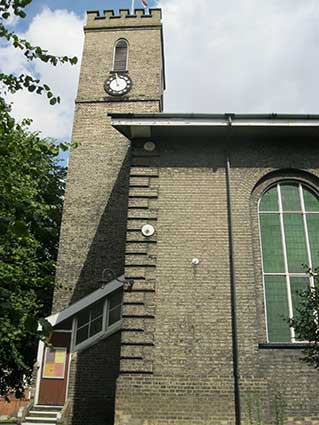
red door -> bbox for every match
[38,332,71,406]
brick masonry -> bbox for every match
[51,6,319,425]
[51,9,163,425]
[114,134,319,425]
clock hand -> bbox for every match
[115,73,120,87]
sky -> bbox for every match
[1,0,319,150]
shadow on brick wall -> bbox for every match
[63,151,130,424]
[70,149,130,304]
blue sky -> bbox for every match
[1,0,319,164]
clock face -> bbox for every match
[104,74,132,96]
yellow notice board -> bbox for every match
[42,347,66,379]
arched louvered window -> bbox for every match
[259,182,319,342]
[113,39,128,72]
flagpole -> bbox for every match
[131,0,135,14]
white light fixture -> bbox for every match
[141,224,155,237]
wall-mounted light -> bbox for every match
[99,268,134,291]
[141,224,155,237]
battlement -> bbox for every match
[85,8,162,30]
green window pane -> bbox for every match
[259,186,279,211]
[283,214,308,273]
[264,276,290,342]
[290,277,310,326]
[260,213,285,273]
[281,183,301,211]
[306,214,319,270]
[303,187,319,212]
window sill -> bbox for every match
[258,343,309,349]
[110,70,128,74]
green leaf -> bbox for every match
[59,143,69,152]
[12,221,29,237]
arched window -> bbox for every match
[113,39,128,72]
[259,182,319,342]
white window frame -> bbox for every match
[112,38,129,72]
[258,181,318,343]
[73,291,123,352]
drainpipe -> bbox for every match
[225,114,241,425]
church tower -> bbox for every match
[43,8,164,425]
[54,8,164,312]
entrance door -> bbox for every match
[38,332,71,406]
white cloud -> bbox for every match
[157,0,319,113]
[1,7,84,139]
[2,1,319,141]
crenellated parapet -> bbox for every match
[85,8,162,30]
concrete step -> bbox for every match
[22,404,62,425]
[21,422,56,425]
[29,411,58,417]
[32,405,62,410]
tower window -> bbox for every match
[258,182,319,342]
[113,39,128,72]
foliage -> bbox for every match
[0,0,78,104]
[0,0,78,397]
[290,273,319,368]
[0,97,68,398]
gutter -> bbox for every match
[225,115,241,425]
[110,112,319,127]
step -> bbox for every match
[21,422,57,425]
[29,411,58,418]
[33,405,62,410]
[24,417,57,423]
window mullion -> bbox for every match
[102,298,108,332]
[300,184,315,289]
[88,311,92,338]
[106,298,110,330]
[278,184,295,341]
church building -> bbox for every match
[23,7,319,425]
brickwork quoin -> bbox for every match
[114,129,319,425]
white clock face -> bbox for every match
[104,74,132,96]
[110,77,127,92]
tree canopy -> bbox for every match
[0,0,77,397]
[0,98,68,397]
[290,276,319,369]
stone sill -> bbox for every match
[259,343,309,349]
